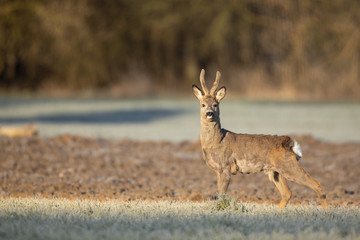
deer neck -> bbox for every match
[200,119,223,147]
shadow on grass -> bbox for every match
[0,108,185,124]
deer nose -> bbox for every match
[206,112,214,118]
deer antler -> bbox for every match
[210,71,221,95]
[200,69,209,95]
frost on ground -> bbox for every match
[0,197,359,240]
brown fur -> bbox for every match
[192,69,328,209]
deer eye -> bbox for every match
[202,104,206,107]
[213,104,218,108]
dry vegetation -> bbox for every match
[0,0,359,99]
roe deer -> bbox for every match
[192,69,328,209]
[0,124,38,137]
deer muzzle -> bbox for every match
[206,111,215,119]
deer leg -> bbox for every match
[281,164,328,210]
[268,171,292,209]
[230,159,239,175]
[216,169,231,195]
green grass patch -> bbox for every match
[0,197,359,239]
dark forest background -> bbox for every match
[0,0,359,100]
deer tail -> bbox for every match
[291,140,303,160]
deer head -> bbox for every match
[192,69,226,122]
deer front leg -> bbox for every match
[216,169,231,195]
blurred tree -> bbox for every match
[0,0,359,99]
[0,0,52,89]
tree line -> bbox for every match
[0,0,359,99]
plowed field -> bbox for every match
[1,135,359,207]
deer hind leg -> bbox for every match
[281,163,328,210]
[268,171,292,210]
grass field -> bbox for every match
[0,197,359,240]
[1,98,360,143]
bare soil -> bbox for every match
[0,135,359,207]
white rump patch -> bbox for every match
[292,140,303,158]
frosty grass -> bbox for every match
[0,197,359,240]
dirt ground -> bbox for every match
[0,134,359,207]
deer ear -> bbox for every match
[215,87,226,102]
[192,85,204,100]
